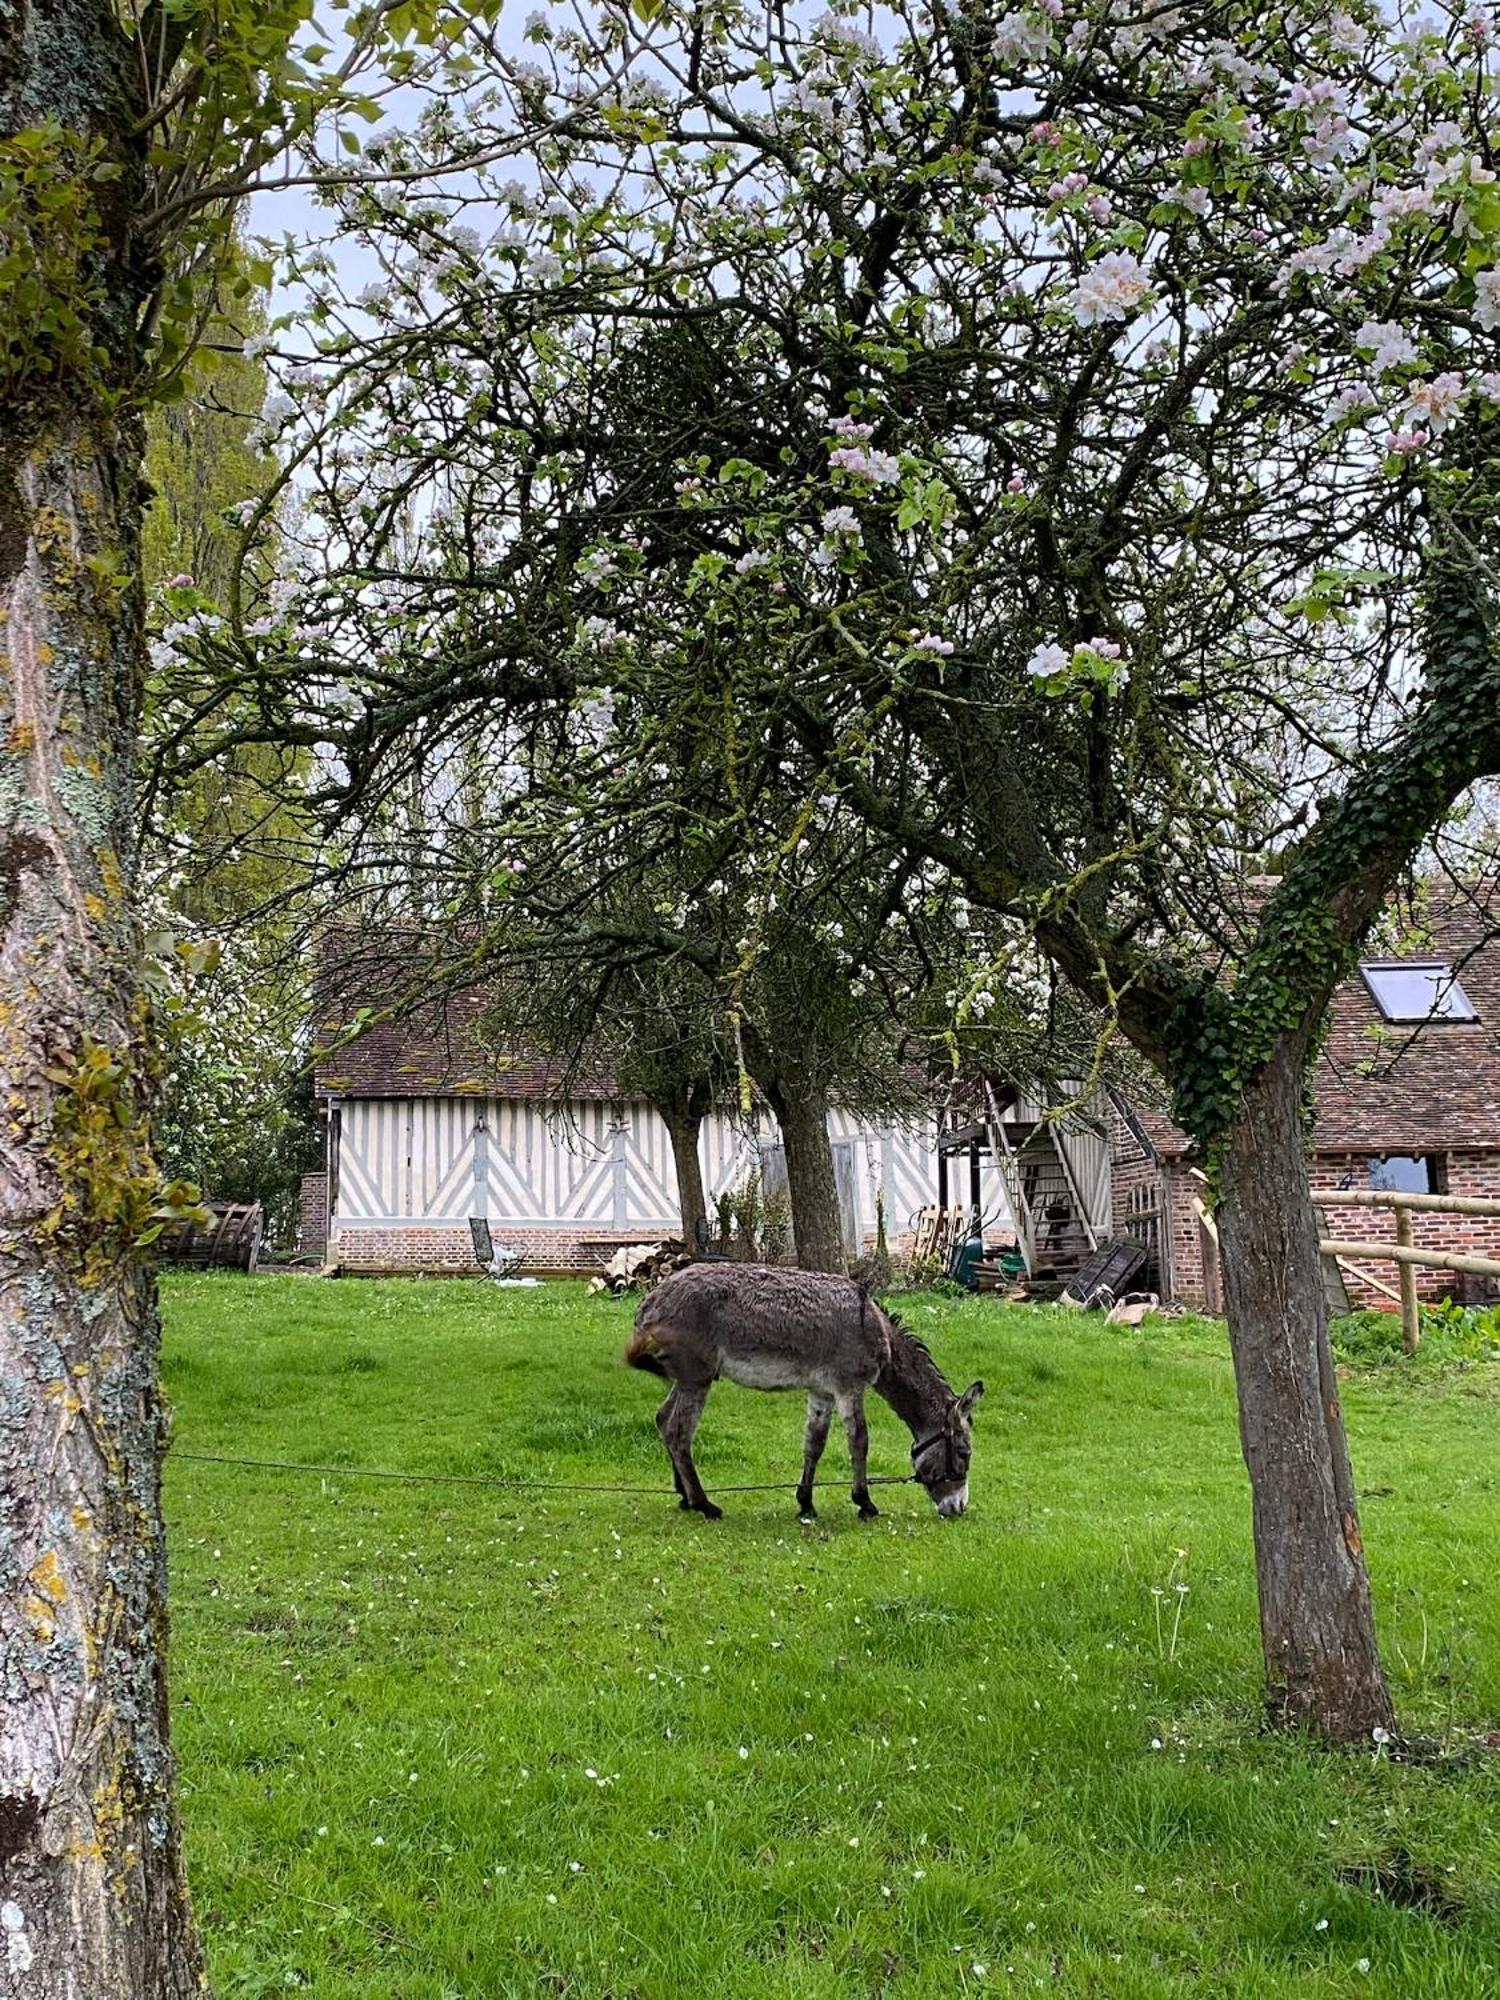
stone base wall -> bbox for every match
[328,1224,672,1275]
[328,1221,894,1277]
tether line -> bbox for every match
[172,1450,917,1497]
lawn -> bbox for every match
[162,1275,1500,1999]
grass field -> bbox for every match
[162,1275,1500,1999]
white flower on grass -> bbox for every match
[738,1745,750,1759]
[1068,250,1152,327]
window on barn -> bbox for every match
[1359,961,1477,1023]
[1368,1154,1448,1195]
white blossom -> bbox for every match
[1068,250,1152,327]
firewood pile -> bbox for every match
[587,1238,691,1295]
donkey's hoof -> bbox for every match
[698,1499,724,1521]
[796,1488,816,1521]
[854,1495,880,1520]
[678,1497,694,1511]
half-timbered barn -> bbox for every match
[298,981,970,1273]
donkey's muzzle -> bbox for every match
[936,1483,969,1518]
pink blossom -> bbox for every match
[1385,428,1429,455]
[1028,120,1059,144]
[1048,172,1088,200]
[829,414,875,440]
[1006,472,1028,494]
[167,573,194,589]
[1085,192,1112,225]
[1068,249,1152,327]
[829,445,901,485]
[1405,372,1464,434]
[1181,135,1210,158]
[1085,637,1121,659]
[910,632,955,656]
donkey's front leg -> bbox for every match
[662,1382,721,1519]
[838,1390,878,1519]
[797,1393,834,1520]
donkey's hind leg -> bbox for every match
[654,1387,692,1509]
[837,1389,878,1519]
[661,1382,721,1519]
[797,1393,833,1520]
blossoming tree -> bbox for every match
[182,0,1499,1741]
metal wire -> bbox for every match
[172,1450,917,1497]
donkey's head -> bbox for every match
[910,1380,983,1516]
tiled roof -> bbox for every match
[1314,892,1500,1151]
[313,938,618,1101]
[1119,887,1500,1159]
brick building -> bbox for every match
[1108,892,1500,1311]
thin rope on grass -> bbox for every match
[172,1450,917,1497]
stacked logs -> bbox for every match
[588,1239,691,1295]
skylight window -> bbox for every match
[1359,961,1477,1024]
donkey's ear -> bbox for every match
[958,1380,984,1416]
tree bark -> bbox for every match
[771,1085,846,1274]
[659,1100,708,1247]
[0,402,207,1991]
[1215,1040,1395,1742]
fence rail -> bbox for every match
[1315,1188,1500,1353]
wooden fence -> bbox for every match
[1316,1187,1500,1353]
[1190,1186,1500,1352]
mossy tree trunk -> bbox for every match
[1214,1043,1395,1740]
[1,7,208,1992]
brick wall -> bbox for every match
[299,1173,328,1262]
[1105,1104,1212,1308]
[1312,1151,1500,1307]
[328,1220,893,1277]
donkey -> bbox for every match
[625,1262,983,1520]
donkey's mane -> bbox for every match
[881,1307,936,1367]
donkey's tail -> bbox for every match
[624,1326,671,1377]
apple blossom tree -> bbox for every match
[180,0,1500,1742]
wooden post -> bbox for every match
[1394,1207,1421,1353]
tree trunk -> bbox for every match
[0,403,207,1991]
[773,1086,846,1274]
[1215,1041,1395,1742]
[660,1102,708,1247]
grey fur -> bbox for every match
[626,1263,983,1519]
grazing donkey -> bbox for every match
[626,1263,983,1520]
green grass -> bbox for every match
[163,1276,1500,1999]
